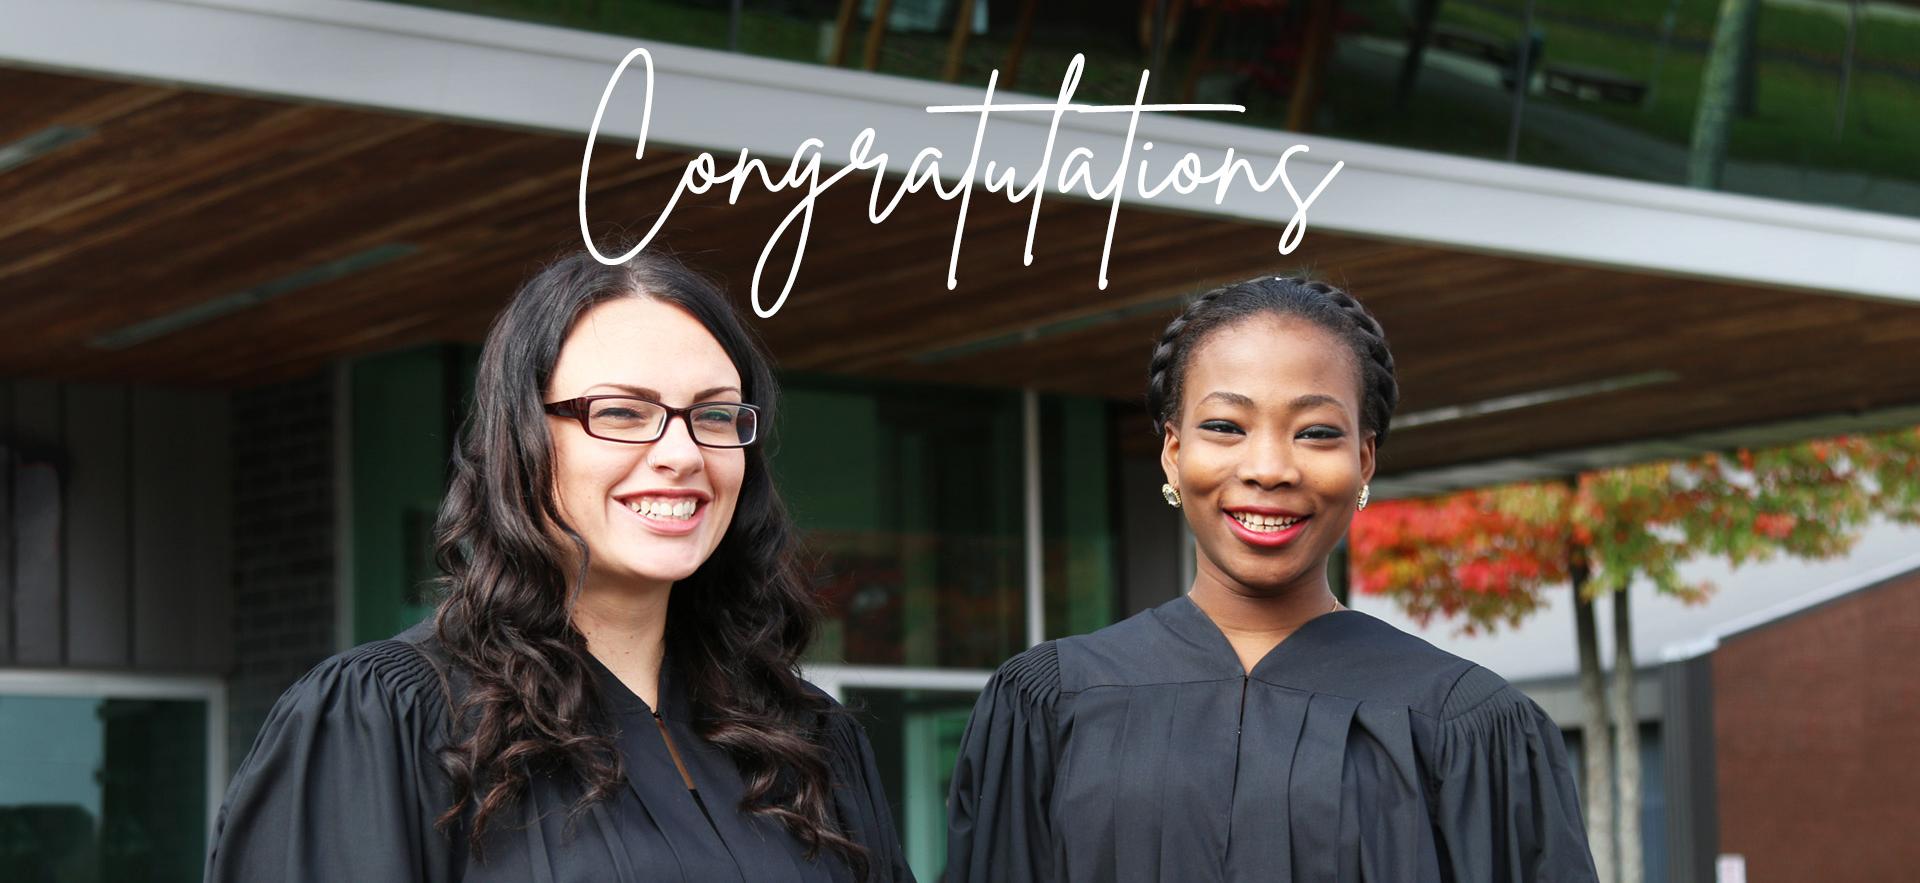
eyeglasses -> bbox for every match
[544,395,760,448]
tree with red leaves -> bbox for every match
[1349,427,1920,883]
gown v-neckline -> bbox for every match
[1163,593,1357,680]
[586,648,688,719]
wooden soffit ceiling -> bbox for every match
[5,66,1920,478]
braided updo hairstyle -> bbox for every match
[1147,276,1398,446]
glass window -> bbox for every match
[844,686,979,883]
[777,379,1028,669]
[0,694,210,883]
[350,345,478,643]
[1321,0,1920,219]
[1043,395,1117,640]
[799,389,1126,883]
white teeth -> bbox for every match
[626,497,699,520]
[1230,512,1304,532]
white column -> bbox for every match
[1023,389,1044,647]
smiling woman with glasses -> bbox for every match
[207,248,913,882]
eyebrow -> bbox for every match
[1197,391,1347,411]
[586,383,743,401]
[1198,390,1257,408]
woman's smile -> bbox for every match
[616,489,710,536]
[1221,506,1312,548]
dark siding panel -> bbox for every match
[0,382,233,673]
[132,389,233,671]
[11,379,63,665]
[1119,454,1182,617]
[193,392,234,671]
[65,384,132,667]
[0,381,13,663]
[1663,655,1718,883]
[132,388,193,669]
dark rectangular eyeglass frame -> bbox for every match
[543,395,760,448]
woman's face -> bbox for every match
[546,297,746,591]
[1160,314,1376,599]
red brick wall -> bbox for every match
[1713,572,1920,883]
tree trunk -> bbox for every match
[1687,0,1759,188]
[1611,589,1642,883]
[1836,0,1860,136]
[1573,555,1616,883]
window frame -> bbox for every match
[0,669,228,845]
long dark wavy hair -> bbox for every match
[428,248,867,876]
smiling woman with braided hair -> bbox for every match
[946,275,1599,883]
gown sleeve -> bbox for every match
[1430,665,1600,883]
[822,702,917,882]
[206,639,462,883]
[945,642,1061,883]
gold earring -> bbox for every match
[1357,484,1370,511]
[1161,483,1182,508]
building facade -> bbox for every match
[4,1,1920,880]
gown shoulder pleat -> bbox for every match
[1430,665,1599,883]
[210,626,916,883]
[206,633,463,882]
[817,690,918,882]
[947,599,1601,883]
[945,641,1064,883]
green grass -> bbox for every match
[1443,0,1920,70]
[1436,0,1920,183]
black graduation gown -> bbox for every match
[206,621,913,883]
[947,596,1599,883]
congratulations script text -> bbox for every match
[579,50,1344,319]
